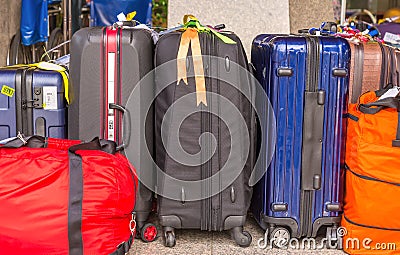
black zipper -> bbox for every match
[20,69,29,135]
[102,28,107,139]
[345,164,400,187]
[25,69,34,135]
[208,33,213,231]
[15,69,23,134]
[305,36,320,92]
[116,28,121,144]
[344,215,400,232]
[200,32,208,231]
[213,31,222,231]
[301,36,320,237]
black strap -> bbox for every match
[394,112,400,147]
[66,138,117,254]
[344,215,400,232]
[109,235,134,255]
[1,135,118,154]
[68,151,84,255]
[69,138,117,154]
[359,97,400,114]
[1,135,45,148]
[358,95,400,147]
[374,85,393,97]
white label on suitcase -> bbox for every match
[43,86,58,110]
[378,87,400,100]
[107,52,116,140]
[383,32,400,45]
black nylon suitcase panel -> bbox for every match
[155,31,255,232]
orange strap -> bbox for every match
[176,28,207,106]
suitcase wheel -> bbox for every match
[270,227,290,248]
[231,227,252,247]
[163,227,176,248]
[141,223,158,242]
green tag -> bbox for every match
[1,85,15,97]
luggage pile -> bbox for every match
[1,12,400,254]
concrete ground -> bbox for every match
[129,215,345,255]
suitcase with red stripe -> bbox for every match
[69,24,157,241]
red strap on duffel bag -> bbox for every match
[0,136,137,255]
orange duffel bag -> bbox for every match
[343,88,400,254]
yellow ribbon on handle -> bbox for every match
[176,28,207,106]
[1,62,70,104]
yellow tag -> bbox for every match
[1,85,15,97]
[126,11,136,21]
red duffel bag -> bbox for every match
[0,136,137,255]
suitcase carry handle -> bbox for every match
[359,96,400,147]
[69,138,117,155]
[113,20,136,29]
[0,135,119,154]
[109,103,131,151]
[359,97,400,114]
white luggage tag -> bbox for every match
[383,32,400,45]
[378,87,400,100]
[43,86,58,110]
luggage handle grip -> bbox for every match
[1,135,118,154]
[359,97,400,114]
[359,97,400,148]
[113,20,136,29]
[109,103,131,151]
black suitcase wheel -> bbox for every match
[141,223,158,242]
[231,227,252,247]
[270,227,290,248]
[163,227,176,248]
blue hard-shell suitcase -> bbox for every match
[0,68,66,140]
[250,34,350,246]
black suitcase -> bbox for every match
[69,25,157,242]
[154,27,256,247]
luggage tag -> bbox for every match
[378,86,400,100]
[42,86,58,110]
[1,85,15,97]
[383,32,400,45]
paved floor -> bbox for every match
[129,215,345,255]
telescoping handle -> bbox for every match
[109,103,131,151]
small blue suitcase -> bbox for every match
[0,68,66,140]
[251,34,350,247]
